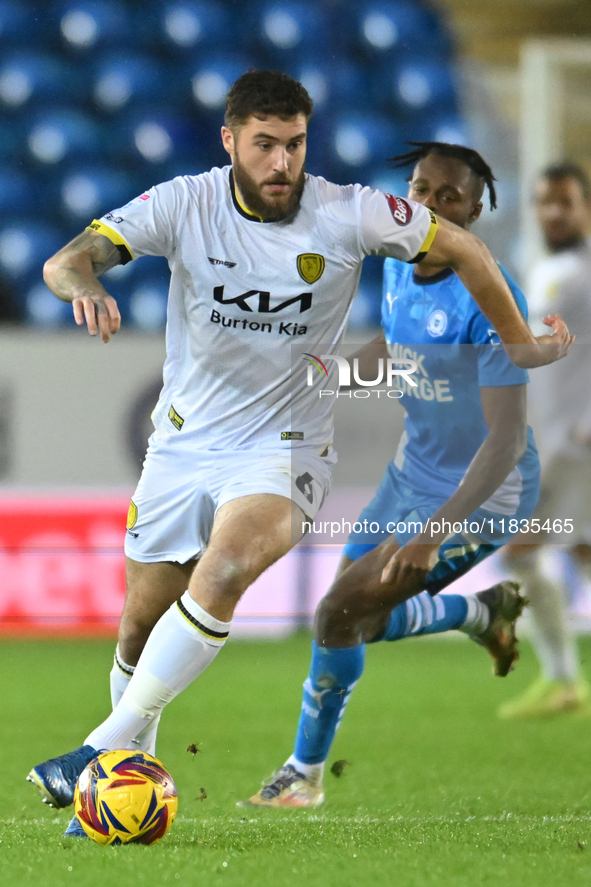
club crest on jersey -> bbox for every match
[126,500,138,530]
[385,194,413,226]
[426,309,448,337]
[297,254,325,284]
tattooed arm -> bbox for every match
[43,229,123,342]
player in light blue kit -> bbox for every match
[243,142,543,807]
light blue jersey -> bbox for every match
[344,259,540,591]
[381,260,538,498]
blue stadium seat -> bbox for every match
[290,62,330,111]
[0,222,64,295]
[351,0,453,57]
[329,112,404,180]
[429,115,469,146]
[288,59,368,113]
[108,111,201,169]
[299,114,333,179]
[102,255,170,329]
[57,166,139,222]
[90,53,167,113]
[390,60,458,115]
[0,121,23,163]
[189,55,255,114]
[348,274,382,330]
[26,282,72,327]
[0,166,34,215]
[58,1,132,52]
[367,166,411,200]
[133,255,171,285]
[253,1,331,57]
[9,0,464,329]
[0,53,78,112]
[143,1,230,52]
[26,110,102,166]
[0,0,35,46]
[129,280,169,332]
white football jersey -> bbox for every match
[526,240,591,462]
[90,166,436,452]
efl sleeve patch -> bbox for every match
[87,220,133,263]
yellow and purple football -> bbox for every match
[74,750,178,845]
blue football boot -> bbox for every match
[26,744,98,808]
[63,814,88,839]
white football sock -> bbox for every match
[85,592,230,751]
[458,595,490,635]
[510,550,578,682]
[110,647,161,756]
[286,756,325,785]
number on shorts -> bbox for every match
[295,472,315,504]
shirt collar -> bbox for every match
[229,169,264,222]
[412,266,455,286]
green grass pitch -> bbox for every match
[1,632,591,887]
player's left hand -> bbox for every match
[504,313,574,368]
[536,313,575,357]
[380,540,438,586]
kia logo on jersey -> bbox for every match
[385,194,413,226]
[213,286,312,314]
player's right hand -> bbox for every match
[380,539,437,587]
[72,294,121,343]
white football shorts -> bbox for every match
[124,432,336,563]
[532,449,591,544]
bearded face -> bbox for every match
[223,114,308,223]
[233,149,306,222]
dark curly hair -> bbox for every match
[389,141,498,211]
[225,70,313,129]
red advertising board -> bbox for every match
[0,493,521,637]
[0,495,128,635]
[0,494,322,637]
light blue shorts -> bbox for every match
[343,461,540,594]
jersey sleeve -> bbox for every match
[356,187,438,263]
[87,179,183,262]
[470,265,530,387]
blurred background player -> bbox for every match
[501,163,591,718]
[242,142,544,808]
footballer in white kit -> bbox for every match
[502,162,591,718]
[28,71,574,831]
[89,165,437,562]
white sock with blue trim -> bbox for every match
[85,592,231,751]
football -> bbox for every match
[73,750,178,845]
